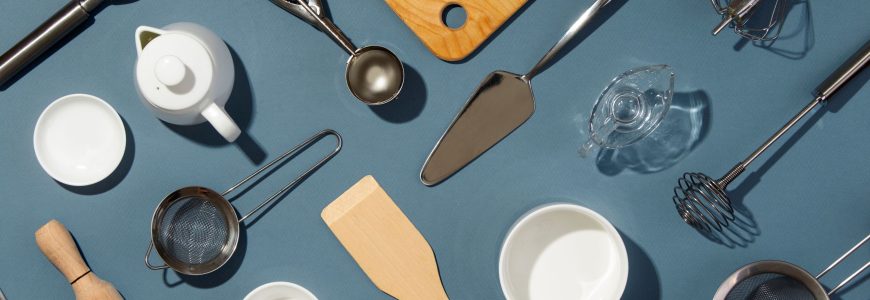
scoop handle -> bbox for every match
[815,40,870,101]
[35,220,90,283]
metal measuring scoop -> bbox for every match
[271,0,404,105]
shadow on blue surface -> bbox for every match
[732,0,814,60]
[726,59,870,229]
[60,117,135,195]
[162,45,267,164]
[596,90,711,176]
[708,56,870,248]
[0,0,139,91]
[694,205,759,249]
[620,231,661,300]
[370,64,427,123]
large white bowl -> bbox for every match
[244,282,317,300]
[499,203,629,300]
[33,94,126,186]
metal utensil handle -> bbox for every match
[524,0,610,80]
[815,40,870,101]
[717,40,870,185]
[816,233,870,295]
[223,129,342,223]
[144,241,169,270]
[292,0,357,55]
[0,0,103,87]
[269,0,323,27]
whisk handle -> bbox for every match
[815,40,870,101]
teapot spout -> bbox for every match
[135,26,166,55]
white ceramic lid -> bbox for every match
[499,203,629,300]
[244,282,318,300]
[33,94,126,186]
[136,32,213,111]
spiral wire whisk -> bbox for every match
[673,40,870,233]
[710,0,789,41]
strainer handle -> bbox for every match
[224,129,343,223]
[144,241,169,270]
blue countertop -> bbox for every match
[1,0,868,299]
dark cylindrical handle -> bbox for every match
[0,1,91,87]
[815,40,870,101]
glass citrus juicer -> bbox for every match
[579,65,675,157]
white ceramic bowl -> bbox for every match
[244,282,317,300]
[33,94,126,186]
[499,203,629,300]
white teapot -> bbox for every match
[135,22,240,142]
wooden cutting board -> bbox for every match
[322,175,449,299]
[384,0,528,61]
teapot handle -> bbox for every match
[202,102,241,142]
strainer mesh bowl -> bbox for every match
[156,196,230,266]
[724,273,814,300]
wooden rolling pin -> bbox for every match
[35,220,122,300]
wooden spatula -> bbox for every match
[384,0,528,61]
[322,175,448,299]
[35,220,122,300]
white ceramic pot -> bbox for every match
[134,22,241,142]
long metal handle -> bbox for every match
[223,129,342,223]
[816,233,870,295]
[524,0,610,80]
[292,0,357,55]
[815,40,870,101]
[719,40,870,184]
[0,0,102,87]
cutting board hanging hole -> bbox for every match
[385,0,528,61]
[442,4,467,30]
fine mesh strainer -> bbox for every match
[144,129,342,275]
[714,233,870,300]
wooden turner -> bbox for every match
[384,0,528,61]
[35,220,122,300]
[322,175,448,299]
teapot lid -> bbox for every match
[136,32,213,111]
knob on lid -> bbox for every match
[136,33,213,111]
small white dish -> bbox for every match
[499,203,629,300]
[33,94,126,186]
[244,282,318,300]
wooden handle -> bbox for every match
[35,220,90,283]
[323,176,449,300]
[35,220,122,300]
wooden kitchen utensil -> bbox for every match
[35,220,122,300]
[322,175,448,299]
[384,0,528,61]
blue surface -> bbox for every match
[1,0,868,299]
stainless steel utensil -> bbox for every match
[271,0,405,105]
[144,129,342,275]
[673,40,870,233]
[713,233,870,300]
[0,0,105,87]
[419,0,611,186]
[710,0,788,41]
